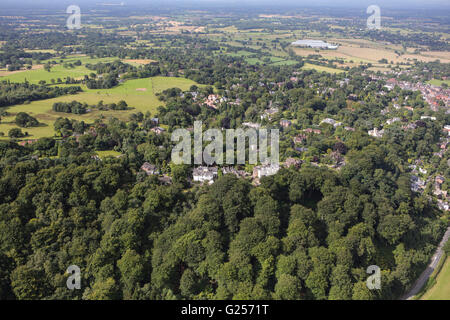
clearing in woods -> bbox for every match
[0,56,118,84]
[0,76,201,139]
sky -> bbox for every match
[0,0,449,9]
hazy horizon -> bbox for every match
[0,0,449,10]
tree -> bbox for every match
[170,164,190,187]
[117,249,145,299]
[274,274,302,300]
[83,278,120,300]
[352,281,375,300]
[328,265,353,300]
[8,128,25,138]
[10,266,51,300]
[377,214,415,245]
[15,112,39,128]
[117,100,128,110]
[0,253,14,299]
[179,268,200,298]
[443,241,450,255]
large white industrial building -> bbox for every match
[291,39,339,50]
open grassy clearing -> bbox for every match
[421,257,450,300]
[24,49,57,54]
[427,79,450,87]
[0,76,201,139]
[0,56,117,84]
[96,150,123,158]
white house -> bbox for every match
[193,166,218,184]
[368,128,384,138]
[252,163,280,179]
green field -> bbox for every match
[0,76,200,139]
[427,79,450,87]
[243,56,300,66]
[422,257,450,300]
[96,150,123,158]
[271,59,300,66]
[0,56,118,84]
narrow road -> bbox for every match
[401,226,450,300]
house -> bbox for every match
[151,127,166,135]
[293,134,307,144]
[193,166,218,184]
[320,118,337,126]
[444,125,450,136]
[324,120,342,128]
[261,107,279,121]
[436,175,445,185]
[386,117,401,125]
[18,139,37,146]
[410,175,426,192]
[348,94,358,101]
[280,119,292,128]
[304,128,321,134]
[421,116,436,121]
[419,167,427,175]
[222,167,248,178]
[284,158,302,169]
[368,128,384,138]
[242,122,261,129]
[437,200,449,211]
[403,123,417,130]
[141,162,159,175]
[252,163,280,179]
[204,94,220,109]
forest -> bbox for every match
[0,82,82,107]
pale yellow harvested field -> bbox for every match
[337,45,399,62]
[0,64,43,77]
[123,59,157,65]
[409,51,450,61]
[293,39,450,64]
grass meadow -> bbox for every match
[0,76,200,140]
[421,257,450,300]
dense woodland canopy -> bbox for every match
[0,107,447,299]
[0,142,445,300]
[0,82,82,107]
